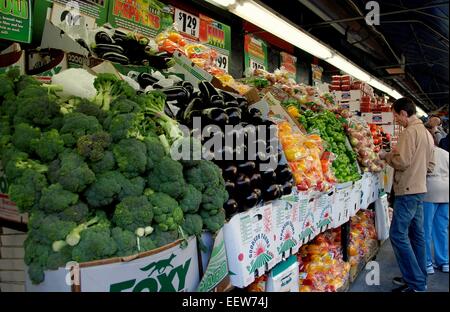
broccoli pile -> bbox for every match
[0,70,228,285]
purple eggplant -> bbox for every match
[225,107,242,125]
[236,174,252,193]
[282,181,293,195]
[261,169,277,185]
[224,199,239,217]
[243,189,262,209]
[223,165,238,180]
[237,161,256,175]
[249,173,262,189]
[276,165,293,184]
[263,184,283,201]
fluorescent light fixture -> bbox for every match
[326,54,371,82]
[206,0,236,7]
[368,78,392,94]
[389,90,402,100]
[416,106,428,117]
[229,0,333,59]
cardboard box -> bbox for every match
[362,112,394,125]
[297,192,316,244]
[272,194,302,262]
[337,100,360,113]
[314,190,334,233]
[332,90,363,102]
[0,45,26,75]
[27,236,200,292]
[224,203,277,288]
[349,179,362,217]
[265,255,299,292]
[360,172,375,209]
[172,51,213,85]
[40,20,89,56]
[27,49,68,83]
[197,229,230,292]
[332,183,352,228]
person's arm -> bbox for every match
[384,129,415,171]
[427,146,436,174]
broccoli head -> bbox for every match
[112,227,137,257]
[104,112,145,142]
[4,157,47,185]
[93,73,136,111]
[110,98,141,115]
[89,150,116,174]
[144,136,166,171]
[35,214,77,244]
[184,160,224,193]
[200,184,228,216]
[181,214,203,236]
[146,191,183,232]
[138,236,157,252]
[179,184,202,214]
[71,224,117,263]
[15,74,41,93]
[31,129,65,162]
[147,156,187,199]
[118,176,146,201]
[73,98,108,123]
[200,208,225,233]
[11,123,41,154]
[113,138,147,178]
[112,195,154,232]
[84,171,125,208]
[46,245,73,270]
[39,183,79,213]
[53,151,96,193]
[77,131,111,162]
[8,169,47,213]
[60,112,102,146]
[58,201,90,224]
[149,228,179,248]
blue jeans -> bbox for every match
[423,202,449,267]
[390,194,427,291]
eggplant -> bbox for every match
[263,184,283,201]
[219,90,240,102]
[160,86,190,103]
[176,81,194,97]
[137,72,159,89]
[202,108,229,125]
[224,199,239,217]
[276,166,293,184]
[113,29,128,41]
[237,161,256,175]
[95,31,113,44]
[146,53,175,70]
[243,189,262,209]
[282,181,293,195]
[92,43,124,57]
[102,52,129,65]
[210,94,225,108]
[183,98,204,122]
[223,165,238,181]
[261,169,277,185]
[198,81,220,100]
[224,100,240,108]
[249,173,262,189]
[225,181,236,195]
[236,174,252,193]
[225,107,242,125]
[151,83,164,89]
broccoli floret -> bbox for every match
[104,112,145,142]
[147,156,187,199]
[149,228,179,248]
[72,98,108,123]
[27,262,46,285]
[179,184,202,214]
[184,160,224,193]
[110,98,141,114]
[84,171,125,208]
[144,136,166,170]
[31,129,65,162]
[15,74,41,93]
[118,176,146,201]
[0,71,15,100]
[58,201,90,223]
[177,137,202,168]
[4,157,47,184]
[112,196,153,232]
[60,112,102,146]
[138,236,157,252]
[93,73,136,111]
[113,138,147,178]
[54,151,96,193]
[146,191,183,232]
[8,169,47,213]
[77,131,111,162]
[89,150,116,174]
[24,235,51,267]
[11,123,41,153]
[201,185,228,216]
[36,214,77,244]
[47,245,73,270]
[112,227,137,257]
[200,208,225,233]
[71,224,117,263]
[181,214,203,236]
[39,183,79,213]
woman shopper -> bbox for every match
[423,138,449,274]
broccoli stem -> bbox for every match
[65,216,100,246]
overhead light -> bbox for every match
[368,78,392,94]
[416,106,428,118]
[206,0,236,7]
[389,90,402,100]
[326,54,371,82]
[229,0,333,59]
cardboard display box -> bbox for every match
[314,190,334,234]
[331,183,352,228]
[362,112,394,125]
[0,44,26,74]
[26,236,200,292]
[298,192,315,244]
[265,255,299,292]
[360,172,375,209]
[223,203,277,288]
[349,179,362,217]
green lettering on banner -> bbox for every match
[133,277,159,292]
[0,0,31,43]
[110,279,136,292]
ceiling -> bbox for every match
[259,0,449,113]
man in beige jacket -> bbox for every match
[380,98,435,292]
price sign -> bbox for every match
[175,8,200,39]
[214,53,229,72]
[250,58,265,71]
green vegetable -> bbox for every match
[200,209,225,233]
[146,191,184,232]
[147,156,187,199]
[76,131,111,162]
[39,184,79,213]
[12,123,41,153]
[179,184,202,213]
[8,169,47,213]
[112,196,154,232]
[92,73,135,111]
[111,227,137,257]
[181,213,203,236]
[84,171,125,208]
[113,138,147,178]
[31,129,65,162]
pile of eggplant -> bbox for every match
[146,80,295,218]
[87,28,174,69]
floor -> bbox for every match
[349,240,449,292]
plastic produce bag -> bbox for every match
[375,193,390,240]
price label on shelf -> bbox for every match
[214,53,229,72]
[175,8,200,39]
[250,58,265,71]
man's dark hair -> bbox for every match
[391,97,416,116]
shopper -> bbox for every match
[423,142,449,274]
[427,116,446,145]
[439,135,449,152]
[379,97,435,292]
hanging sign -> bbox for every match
[244,34,268,74]
[311,64,323,86]
[0,0,32,43]
[280,52,297,79]
[174,8,200,39]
